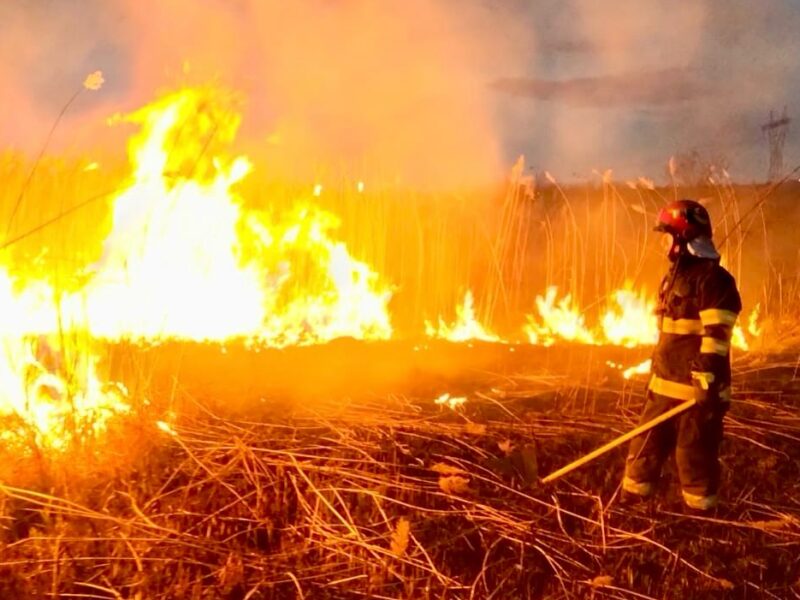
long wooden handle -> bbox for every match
[540,399,697,485]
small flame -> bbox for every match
[748,304,762,337]
[434,393,467,410]
[525,287,596,345]
[623,358,652,379]
[600,288,658,347]
[0,271,128,450]
[732,305,762,351]
[606,358,652,379]
[732,327,748,351]
[156,420,177,436]
[426,290,501,343]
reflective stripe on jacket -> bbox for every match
[652,255,742,401]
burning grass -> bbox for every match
[0,81,799,598]
[1,345,799,599]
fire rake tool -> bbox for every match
[540,399,697,484]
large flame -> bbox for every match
[0,87,394,448]
[85,88,393,344]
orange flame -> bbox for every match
[525,287,596,346]
[84,88,392,345]
[425,290,500,343]
[0,85,767,450]
[0,87,395,448]
[600,288,658,347]
[0,269,128,450]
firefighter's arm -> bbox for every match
[691,268,742,402]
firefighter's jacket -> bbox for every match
[650,254,742,404]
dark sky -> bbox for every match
[0,0,797,183]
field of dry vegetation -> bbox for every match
[1,143,800,599]
[2,342,800,599]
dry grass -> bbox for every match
[1,348,799,599]
[2,149,799,337]
[1,137,799,598]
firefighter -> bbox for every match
[623,199,741,511]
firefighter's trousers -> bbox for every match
[623,391,727,509]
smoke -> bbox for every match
[490,1,709,178]
[489,0,800,181]
[492,68,710,107]
[0,0,531,189]
[3,1,797,183]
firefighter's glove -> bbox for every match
[691,370,719,407]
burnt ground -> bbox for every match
[1,341,799,599]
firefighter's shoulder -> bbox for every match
[700,263,742,310]
[709,263,739,290]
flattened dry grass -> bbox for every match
[1,352,799,600]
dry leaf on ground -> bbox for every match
[431,462,467,475]
[590,575,614,587]
[439,475,470,495]
[497,439,514,455]
[718,578,735,590]
[390,517,410,557]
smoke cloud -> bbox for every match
[492,68,710,108]
[1,1,797,183]
[0,0,533,188]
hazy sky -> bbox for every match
[0,0,797,183]
[488,0,800,181]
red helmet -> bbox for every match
[654,199,712,241]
